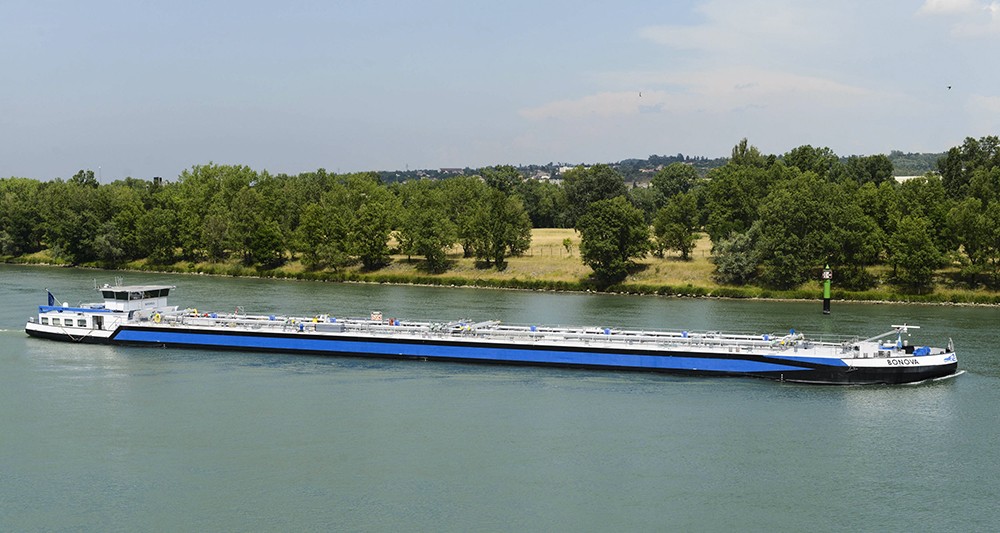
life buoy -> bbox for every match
[153,313,161,324]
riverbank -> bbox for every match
[6,228,1000,305]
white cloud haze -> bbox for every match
[1,1,999,180]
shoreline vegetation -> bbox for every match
[7,138,1000,306]
[8,229,1000,306]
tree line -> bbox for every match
[2,136,999,290]
[0,165,537,275]
[566,137,1000,290]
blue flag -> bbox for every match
[47,290,55,306]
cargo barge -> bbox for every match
[24,284,959,385]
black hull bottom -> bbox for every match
[763,363,960,385]
[25,328,110,345]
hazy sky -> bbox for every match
[2,0,998,181]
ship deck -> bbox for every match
[142,310,868,359]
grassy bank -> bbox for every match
[7,228,1000,305]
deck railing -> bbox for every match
[145,310,856,357]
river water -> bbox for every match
[1,264,998,532]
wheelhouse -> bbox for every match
[31,284,176,331]
[97,285,173,313]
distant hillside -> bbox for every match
[376,149,944,183]
[887,150,943,176]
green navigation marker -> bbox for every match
[822,265,832,315]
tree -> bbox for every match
[856,181,901,245]
[754,173,842,289]
[136,207,179,264]
[69,169,99,188]
[397,182,457,272]
[829,199,883,289]
[562,164,628,226]
[938,135,1000,199]
[229,187,285,267]
[201,205,230,262]
[278,168,341,255]
[729,138,768,167]
[0,178,44,256]
[967,167,1000,206]
[291,173,396,271]
[650,163,698,204]
[248,220,285,269]
[93,221,127,266]
[480,165,522,194]
[470,189,532,270]
[296,199,352,270]
[783,145,840,179]
[516,178,568,228]
[39,180,100,264]
[843,154,894,186]
[347,175,399,270]
[628,186,661,223]
[703,162,787,243]
[653,192,699,260]
[439,176,489,257]
[711,230,759,285]
[949,198,987,269]
[889,215,942,290]
[897,175,955,255]
[983,201,1000,288]
[949,197,1000,288]
[173,163,257,259]
[95,183,146,261]
[576,196,650,282]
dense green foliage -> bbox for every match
[1,136,997,293]
[691,136,1000,291]
[710,230,759,285]
[0,164,530,273]
[395,181,457,273]
[562,164,629,227]
[653,191,699,260]
[576,196,650,282]
[469,188,533,270]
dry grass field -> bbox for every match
[371,228,720,287]
[17,227,999,303]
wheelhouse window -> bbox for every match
[51,318,60,326]
[41,317,49,325]
[102,287,170,300]
[77,319,87,327]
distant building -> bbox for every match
[557,165,588,175]
[528,171,561,184]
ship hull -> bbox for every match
[25,326,112,345]
[27,323,955,385]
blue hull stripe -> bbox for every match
[113,329,812,374]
